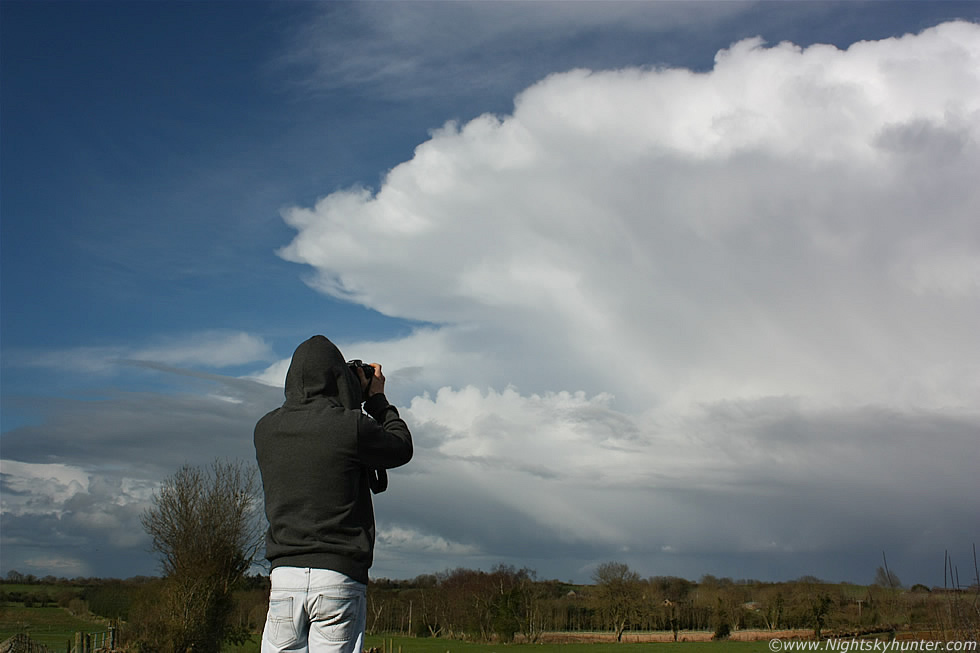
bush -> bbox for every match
[134,460,264,653]
[713,621,731,640]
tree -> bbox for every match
[511,567,547,643]
[761,590,786,631]
[592,562,644,642]
[484,565,543,643]
[137,459,264,653]
[873,566,903,589]
[809,594,833,639]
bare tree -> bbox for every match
[872,552,903,590]
[872,566,903,589]
[137,459,264,653]
[592,562,644,642]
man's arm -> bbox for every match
[355,364,413,469]
[358,395,413,468]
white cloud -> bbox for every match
[15,331,274,375]
[278,22,980,583]
[377,524,480,556]
[21,556,90,577]
[280,21,980,412]
[280,2,748,99]
[0,461,160,570]
[247,357,291,388]
[0,461,90,517]
[902,250,980,297]
[0,461,156,520]
[18,346,129,374]
[131,331,274,368]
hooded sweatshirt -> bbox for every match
[254,335,413,584]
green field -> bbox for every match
[364,635,775,653]
[0,605,108,651]
[225,634,781,653]
[1,599,783,653]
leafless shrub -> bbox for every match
[133,460,264,653]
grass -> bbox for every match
[0,604,108,651]
[223,636,262,653]
[364,635,776,653]
[0,600,784,653]
[222,633,779,653]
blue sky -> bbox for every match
[2,1,979,585]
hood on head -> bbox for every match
[283,335,362,409]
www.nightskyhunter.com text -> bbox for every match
[770,640,977,653]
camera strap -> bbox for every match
[369,468,388,494]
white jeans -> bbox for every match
[261,567,367,653]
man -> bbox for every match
[255,335,413,653]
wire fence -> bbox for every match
[70,629,116,653]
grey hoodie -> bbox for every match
[254,335,413,583]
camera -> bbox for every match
[347,359,375,379]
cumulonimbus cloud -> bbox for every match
[279,21,980,413]
[276,22,980,583]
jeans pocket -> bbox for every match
[311,591,362,643]
[265,596,297,647]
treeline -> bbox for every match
[364,563,975,642]
[4,571,155,586]
[2,574,149,617]
[4,564,978,645]
[1,572,266,622]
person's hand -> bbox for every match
[356,363,385,397]
[368,363,385,396]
